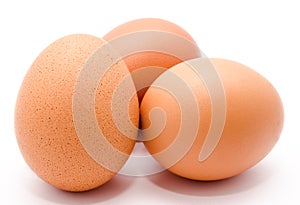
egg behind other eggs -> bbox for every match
[104,18,201,102]
[15,34,139,192]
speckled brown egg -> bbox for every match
[15,34,139,192]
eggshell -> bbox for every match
[141,58,284,180]
[15,34,139,192]
[104,18,201,101]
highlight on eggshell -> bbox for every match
[15,34,139,192]
[104,18,201,102]
[140,58,284,181]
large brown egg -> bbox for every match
[104,18,201,102]
[141,58,284,180]
[15,34,139,192]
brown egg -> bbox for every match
[141,58,284,180]
[15,34,139,192]
[104,18,201,102]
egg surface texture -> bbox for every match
[104,18,201,101]
[141,58,284,180]
[15,34,139,192]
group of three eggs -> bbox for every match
[15,18,284,192]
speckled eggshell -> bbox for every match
[15,34,139,192]
[104,18,201,102]
[141,58,284,181]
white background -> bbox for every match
[1,0,300,204]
